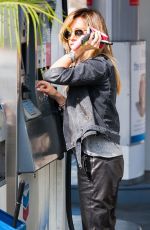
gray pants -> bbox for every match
[77,153,124,230]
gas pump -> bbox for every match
[17,1,69,229]
[18,10,66,173]
[0,0,70,229]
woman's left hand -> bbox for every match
[88,28,102,49]
[71,27,102,58]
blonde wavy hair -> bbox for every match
[59,8,121,94]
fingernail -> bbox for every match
[87,27,91,34]
[90,26,97,32]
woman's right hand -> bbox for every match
[36,80,66,106]
[36,80,58,97]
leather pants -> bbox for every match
[77,153,124,230]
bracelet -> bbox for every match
[59,103,65,107]
[68,50,76,63]
[58,102,65,111]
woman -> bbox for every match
[36,8,124,230]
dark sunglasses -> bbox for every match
[63,29,86,40]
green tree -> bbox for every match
[0,0,62,54]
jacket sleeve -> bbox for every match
[43,57,109,86]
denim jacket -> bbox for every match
[43,56,120,167]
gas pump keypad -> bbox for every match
[23,99,41,121]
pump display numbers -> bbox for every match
[23,99,41,121]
